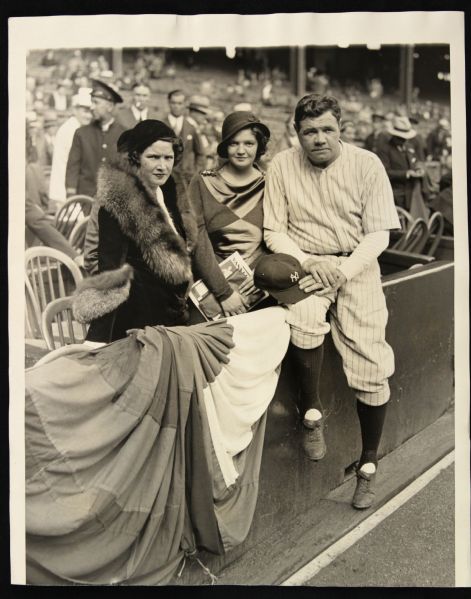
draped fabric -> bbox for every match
[25,307,290,585]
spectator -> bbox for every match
[364,112,388,155]
[187,94,212,173]
[162,89,204,185]
[65,79,125,198]
[49,91,93,208]
[48,79,72,112]
[25,128,78,261]
[377,116,425,210]
[340,120,357,145]
[116,83,158,129]
[426,118,451,162]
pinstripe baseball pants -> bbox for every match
[285,256,394,406]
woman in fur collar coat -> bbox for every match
[81,120,199,343]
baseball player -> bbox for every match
[263,94,400,509]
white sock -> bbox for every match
[359,462,376,474]
[304,408,322,422]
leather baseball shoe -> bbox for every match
[352,466,376,509]
[302,417,326,460]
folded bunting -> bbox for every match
[25,306,290,584]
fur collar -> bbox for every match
[96,156,198,285]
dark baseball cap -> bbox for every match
[254,253,314,305]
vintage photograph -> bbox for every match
[10,11,469,587]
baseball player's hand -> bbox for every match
[316,270,347,296]
[300,259,340,289]
[220,290,247,316]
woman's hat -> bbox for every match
[217,111,270,156]
[117,119,177,155]
[386,115,416,140]
[254,253,315,305]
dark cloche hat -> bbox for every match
[117,119,177,155]
[90,79,123,104]
[254,253,316,305]
[217,111,270,156]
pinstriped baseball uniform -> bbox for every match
[264,142,400,406]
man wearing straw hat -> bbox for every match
[377,115,425,210]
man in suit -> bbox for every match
[116,83,158,130]
[377,115,425,210]
[65,79,126,198]
[163,89,207,185]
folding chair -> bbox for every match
[25,246,83,315]
[54,195,94,239]
[41,296,88,350]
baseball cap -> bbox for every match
[254,253,314,305]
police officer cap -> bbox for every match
[90,79,123,104]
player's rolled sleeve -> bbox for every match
[362,158,401,234]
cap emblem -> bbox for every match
[290,271,299,282]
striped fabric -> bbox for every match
[25,308,290,584]
[264,142,399,406]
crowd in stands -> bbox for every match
[24,47,454,265]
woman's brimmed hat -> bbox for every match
[386,115,416,140]
[217,111,270,156]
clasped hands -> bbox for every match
[299,258,347,296]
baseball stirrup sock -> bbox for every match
[290,344,324,415]
[356,400,388,468]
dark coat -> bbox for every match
[377,138,422,210]
[116,106,160,130]
[65,120,126,197]
[86,156,199,343]
[163,116,205,184]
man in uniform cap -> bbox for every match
[65,79,126,198]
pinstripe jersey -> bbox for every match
[264,141,400,253]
